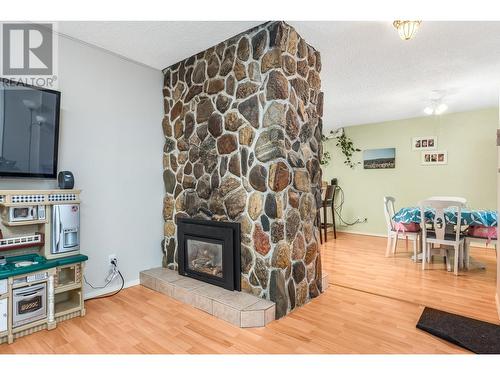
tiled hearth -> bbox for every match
[140,267,275,327]
[140,267,329,328]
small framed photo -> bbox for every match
[421,150,447,165]
[412,136,437,151]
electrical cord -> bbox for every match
[85,270,124,301]
[83,274,114,289]
[84,260,125,300]
[333,185,363,226]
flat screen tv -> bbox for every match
[0,79,60,178]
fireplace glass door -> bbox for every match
[177,217,241,291]
[186,238,223,278]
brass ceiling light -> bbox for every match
[393,20,422,41]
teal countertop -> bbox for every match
[0,253,88,280]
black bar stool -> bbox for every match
[317,185,337,243]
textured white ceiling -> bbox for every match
[290,21,500,131]
[58,21,500,132]
[58,21,262,69]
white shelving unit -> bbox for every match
[0,233,44,251]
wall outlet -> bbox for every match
[108,254,118,267]
[105,254,119,283]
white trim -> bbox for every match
[83,278,139,300]
[335,229,496,249]
[336,229,386,238]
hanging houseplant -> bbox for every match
[323,128,361,169]
[336,131,361,169]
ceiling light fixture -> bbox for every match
[435,103,448,115]
[423,107,434,115]
[424,102,448,116]
[393,20,422,41]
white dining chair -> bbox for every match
[384,196,420,260]
[420,198,466,275]
[428,196,472,269]
[427,196,467,205]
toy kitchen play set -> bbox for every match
[0,189,88,345]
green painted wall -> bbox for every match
[323,108,499,236]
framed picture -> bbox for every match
[363,148,396,169]
[412,136,437,151]
[421,150,447,165]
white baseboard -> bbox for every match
[336,229,386,238]
[83,278,140,300]
[335,229,496,249]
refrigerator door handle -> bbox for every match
[54,206,61,253]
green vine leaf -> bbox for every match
[333,131,361,169]
[320,151,331,166]
[320,129,361,168]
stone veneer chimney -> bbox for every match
[161,21,324,319]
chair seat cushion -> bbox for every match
[466,234,497,240]
[391,229,420,234]
[393,222,421,233]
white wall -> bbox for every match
[0,35,165,297]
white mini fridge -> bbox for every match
[51,204,80,255]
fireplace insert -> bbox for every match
[177,217,241,291]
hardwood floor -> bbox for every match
[325,232,498,324]
[0,232,496,354]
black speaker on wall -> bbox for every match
[58,171,74,189]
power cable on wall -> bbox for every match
[333,185,363,226]
[84,259,124,300]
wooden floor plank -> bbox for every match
[324,232,498,323]
[0,232,496,354]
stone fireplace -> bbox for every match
[161,21,324,319]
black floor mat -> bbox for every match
[417,307,500,354]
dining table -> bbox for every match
[393,207,498,227]
[392,206,497,268]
